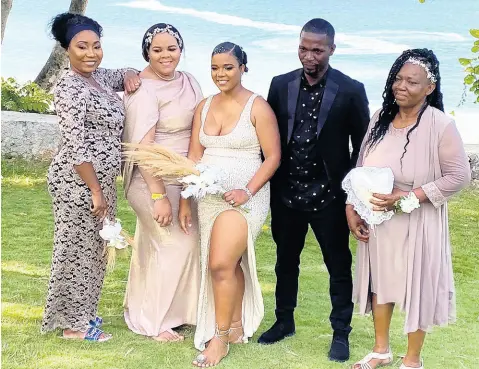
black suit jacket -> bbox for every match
[267,67,370,200]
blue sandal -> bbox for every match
[62,326,112,342]
[89,316,103,328]
[84,326,112,342]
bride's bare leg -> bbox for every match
[193,211,248,367]
[229,262,245,343]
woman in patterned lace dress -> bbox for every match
[41,12,140,341]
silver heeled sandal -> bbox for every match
[229,320,248,344]
[194,324,230,367]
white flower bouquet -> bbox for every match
[99,218,133,273]
[178,163,227,200]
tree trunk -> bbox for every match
[1,0,13,44]
[34,0,89,91]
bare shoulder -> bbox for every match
[194,97,209,115]
[251,95,273,113]
[251,94,276,125]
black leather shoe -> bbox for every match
[328,333,350,362]
[257,320,295,344]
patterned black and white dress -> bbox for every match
[42,68,129,333]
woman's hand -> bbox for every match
[91,189,108,220]
[223,189,250,207]
[346,205,369,242]
[124,70,141,94]
[153,198,172,227]
[178,199,193,235]
[370,188,408,212]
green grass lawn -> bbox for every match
[2,159,478,369]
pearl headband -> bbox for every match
[406,57,437,83]
[144,24,183,50]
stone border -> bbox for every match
[1,111,478,181]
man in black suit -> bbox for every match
[257,18,370,362]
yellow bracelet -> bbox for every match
[151,193,167,201]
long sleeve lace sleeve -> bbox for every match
[421,122,471,207]
[54,82,91,165]
[94,67,138,92]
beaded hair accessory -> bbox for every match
[405,57,437,83]
[144,24,183,49]
[212,43,245,64]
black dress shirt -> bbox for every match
[282,71,336,211]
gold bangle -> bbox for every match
[151,193,167,201]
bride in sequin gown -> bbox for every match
[178,42,281,367]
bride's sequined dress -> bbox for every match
[194,94,269,350]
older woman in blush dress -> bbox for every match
[122,23,203,342]
[348,49,471,369]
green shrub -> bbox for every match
[1,77,54,114]
[459,29,479,104]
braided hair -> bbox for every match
[365,48,444,164]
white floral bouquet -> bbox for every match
[99,218,133,273]
[178,163,227,200]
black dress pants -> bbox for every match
[271,196,353,335]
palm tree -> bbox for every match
[1,0,13,44]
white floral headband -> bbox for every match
[406,57,437,83]
[144,24,183,49]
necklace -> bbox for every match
[150,65,176,81]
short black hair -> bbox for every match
[301,18,335,45]
[50,12,102,49]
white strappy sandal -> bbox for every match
[399,360,423,369]
[353,349,393,369]
[229,320,248,344]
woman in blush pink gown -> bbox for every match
[122,23,203,342]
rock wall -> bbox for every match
[1,111,60,160]
[1,111,478,182]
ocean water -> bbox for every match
[2,0,478,143]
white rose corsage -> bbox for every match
[393,192,420,214]
[99,218,133,273]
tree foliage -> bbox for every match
[459,29,479,103]
[1,77,54,114]
[419,0,478,103]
